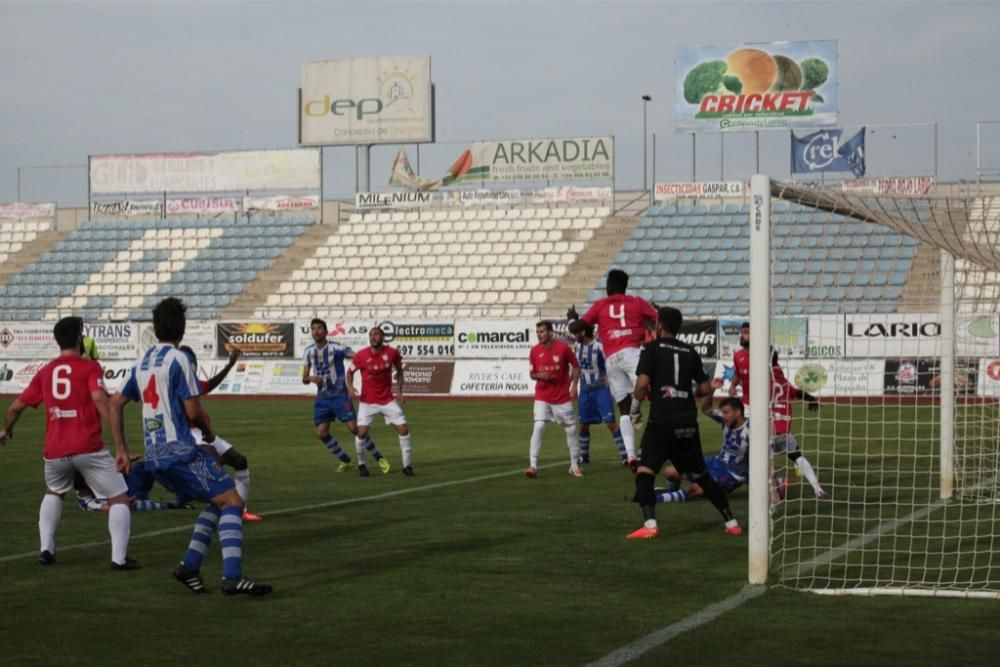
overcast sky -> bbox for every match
[1,0,998,205]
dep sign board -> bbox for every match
[300,56,433,146]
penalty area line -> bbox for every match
[0,461,565,564]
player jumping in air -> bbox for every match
[568,268,657,472]
[180,345,262,520]
[568,320,628,465]
[526,320,582,478]
[348,325,414,476]
[0,316,136,569]
[303,318,389,477]
[110,297,271,596]
[626,307,742,539]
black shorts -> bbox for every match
[639,421,708,477]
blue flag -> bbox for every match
[790,128,865,176]
[837,127,866,177]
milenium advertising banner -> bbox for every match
[675,40,837,132]
[300,56,433,146]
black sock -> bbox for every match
[635,472,656,521]
[694,473,735,523]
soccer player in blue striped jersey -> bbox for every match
[74,460,192,512]
[302,318,389,477]
[110,297,270,596]
[657,396,749,504]
[569,320,628,465]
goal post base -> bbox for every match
[803,587,1000,600]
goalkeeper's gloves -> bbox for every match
[629,399,643,426]
[566,305,579,321]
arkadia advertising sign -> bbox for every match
[675,40,837,132]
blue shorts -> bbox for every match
[124,460,157,501]
[578,387,616,425]
[314,395,358,425]
[697,456,743,495]
[153,448,235,503]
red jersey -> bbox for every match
[770,367,796,435]
[732,348,750,404]
[530,340,579,404]
[582,294,657,358]
[350,346,401,405]
[17,356,107,459]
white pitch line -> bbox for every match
[585,498,953,667]
[0,461,565,563]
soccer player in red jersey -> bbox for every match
[770,350,827,499]
[569,269,656,470]
[729,321,751,403]
[526,320,582,478]
[348,325,414,476]
[0,317,136,569]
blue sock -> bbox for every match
[134,499,175,511]
[578,432,591,460]
[364,437,383,460]
[656,489,689,504]
[321,435,351,463]
[181,505,221,571]
[219,505,244,581]
[612,430,628,460]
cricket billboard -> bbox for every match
[675,40,837,132]
[300,56,433,146]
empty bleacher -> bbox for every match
[0,219,51,266]
[584,201,920,315]
[0,216,315,321]
[247,205,611,319]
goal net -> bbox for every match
[746,176,1000,599]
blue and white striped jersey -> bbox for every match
[122,344,201,466]
[575,340,608,392]
[302,340,352,398]
[707,410,750,481]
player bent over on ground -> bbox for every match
[657,396,749,504]
[180,345,262,520]
[347,325,414,476]
[526,321,582,478]
[74,459,192,512]
[111,297,270,596]
[627,307,742,539]
[568,269,657,472]
[1,316,135,569]
[568,320,628,465]
[303,318,389,477]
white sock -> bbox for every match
[234,468,250,502]
[530,421,545,468]
[619,415,636,459]
[355,436,367,465]
[794,456,823,493]
[108,503,131,565]
[644,519,657,529]
[725,519,739,529]
[564,425,580,466]
[399,434,412,467]
[38,494,62,554]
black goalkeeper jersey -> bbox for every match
[636,337,708,427]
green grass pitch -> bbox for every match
[0,397,997,666]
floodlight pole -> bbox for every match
[720,133,725,180]
[748,174,772,585]
[651,133,657,206]
[641,95,652,192]
[691,133,697,181]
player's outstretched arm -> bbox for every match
[183,398,215,443]
[0,399,28,446]
[109,392,132,473]
[696,377,724,399]
[699,392,715,415]
[795,387,821,412]
[204,347,242,393]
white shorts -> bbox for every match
[357,400,407,427]
[606,347,641,403]
[190,427,234,457]
[44,450,128,498]
[533,400,576,426]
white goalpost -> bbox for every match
[747,175,1000,599]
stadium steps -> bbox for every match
[542,213,643,316]
[899,242,942,313]
[219,221,334,318]
[0,228,66,287]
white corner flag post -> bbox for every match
[748,174,772,585]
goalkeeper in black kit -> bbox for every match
[626,307,743,539]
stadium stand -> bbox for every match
[0,215,316,321]
[240,205,613,320]
[582,200,922,316]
